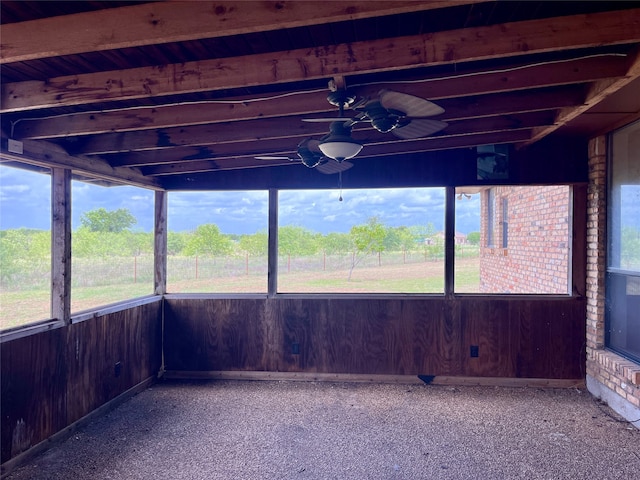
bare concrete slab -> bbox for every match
[5,380,640,479]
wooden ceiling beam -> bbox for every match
[11,54,626,140]
[522,48,640,146]
[69,85,580,156]
[1,1,472,64]
[142,129,533,176]
[0,136,163,190]
[135,112,552,175]
[4,8,640,113]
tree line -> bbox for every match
[1,208,482,281]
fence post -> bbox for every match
[134,255,137,283]
[195,255,199,279]
[288,254,291,273]
[323,252,326,271]
[246,253,249,276]
[378,251,381,266]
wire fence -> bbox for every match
[0,246,480,292]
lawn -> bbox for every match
[1,257,480,330]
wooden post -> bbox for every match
[154,190,167,295]
[444,186,455,297]
[51,168,71,324]
[267,189,278,296]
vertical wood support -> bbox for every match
[571,183,587,297]
[51,168,71,323]
[154,190,167,295]
[444,186,455,297]
[267,188,278,297]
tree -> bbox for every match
[278,225,319,256]
[466,231,480,245]
[80,208,136,233]
[239,231,268,256]
[183,224,233,256]
[320,232,352,255]
[348,217,387,280]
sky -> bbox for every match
[0,164,485,235]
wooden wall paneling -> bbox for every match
[340,299,402,375]
[512,299,585,379]
[460,299,516,377]
[402,299,462,376]
[261,298,282,372]
[0,329,68,463]
[279,299,337,372]
[164,298,267,371]
[164,299,217,371]
[65,301,163,425]
[216,299,267,371]
[545,300,586,379]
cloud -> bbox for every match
[1,167,481,235]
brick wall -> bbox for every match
[586,136,640,411]
[479,185,570,293]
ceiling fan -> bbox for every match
[255,85,447,170]
[302,87,448,161]
[255,138,354,174]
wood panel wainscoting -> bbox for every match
[163,296,586,382]
[0,298,163,468]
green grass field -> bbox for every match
[0,257,480,330]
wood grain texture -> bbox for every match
[1,301,162,464]
[164,296,584,380]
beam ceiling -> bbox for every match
[1,1,639,189]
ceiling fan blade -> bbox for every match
[391,119,448,139]
[255,156,294,161]
[305,139,322,153]
[302,117,349,122]
[315,160,354,175]
[379,89,445,117]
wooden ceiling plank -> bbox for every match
[4,8,640,113]
[142,129,533,175]
[69,86,580,156]
[2,1,475,64]
[0,136,163,190]
[142,158,298,176]
[522,48,640,146]
[112,111,548,173]
[109,139,300,167]
[12,54,627,140]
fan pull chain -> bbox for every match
[338,171,343,202]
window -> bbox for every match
[486,188,495,247]
[606,120,640,363]
[71,180,154,313]
[502,198,509,248]
[456,185,571,294]
[0,165,52,329]
[277,187,445,293]
[167,191,268,293]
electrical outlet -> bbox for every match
[291,342,300,355]
[114,361,122,377]
[470,345,479,358]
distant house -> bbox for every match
[430,231,467,245]
[479,185,571,294]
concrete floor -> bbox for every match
[5,380,640,479]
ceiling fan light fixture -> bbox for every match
[318,121,363,162]
[318,139,363,162]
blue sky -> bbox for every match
[0,165,481,234]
